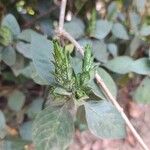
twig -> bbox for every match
[23,6,57,28]
[57,1,149,150]
[58,0,67,31]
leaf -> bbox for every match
[71,57,82,74]
[104,56,133,74]
[8,90,25,112]
[135,0,146,14]
[94,20,112,39]
[107,2,118,20]
[30,32,54,84]
[19,121,33,141]
[0,110,6,139]
[88,67,117,99]
[129,12,141,33]
[0,26,12,46]
[64,17,85,39]
[16,42,31,59]
[129,36,141,56]
[84,100,126,139]
[2,14,20,37]
[107,43,118,57]
[32,105,74,150]
[133,77,150,104]
[19,62,48,85]
[2,46,16,66]
[140,25,150,36]
[26,97,44,119]
[112,23,129,40]
[131,58,150,75]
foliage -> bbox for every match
[0,0,150,149]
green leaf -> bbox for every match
[2,46,16,66]
[71,57,82,74]
[135,0,146,14]
[0,26,12,46]
[88,67,117,99]
[2,14,20,37]
[107,43,118,57]
[129,36,141,56]
[32,105,74,150]
[104,56,133,74]
[16,41,31,59]
[84,100,126,139]
[129,12,141,33]
[112,23,129,40]
[94,20,112,39]
[133,77,150,104]
[19,62,48,85]
[64,17,85,39]
[140,25,150,36]
[8,90,25,112]
[30,32,54,84]
[105,56,150,75]
[19,121,33,141]
[26,97,44,119]
[131,58,150,75]
[107,2,118,20]
[0,110,6,139]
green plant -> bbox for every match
[0,0,150,150]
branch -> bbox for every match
[58,0,67,31]
[57,1,149,150]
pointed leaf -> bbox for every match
[112,23,129,40]
[84,100,126,139]
[30,32,54,84]
[133,77,150,104]
[32,105,74,150]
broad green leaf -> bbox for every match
[71,57,82,74]
[64,17,85,39]
[26,97,44,119]
[104,56,133,74]
[8,90,25,112]
[88,67,117,99]
[112,23,129,40]
[92,40,108,63]
[54,87,72,96]
[19,121,33,141]
[11,53,25,76]
[94,20,112,39]
[30,32,54,84]
[19,62,48,85]
[84,100,126,139]
[103,57,150,75]
[133,77,150,104]
[2,14,20,37]
[16,42,31,59]
[2,46,16,66]
[129,36,141,56]
[0,110,6,139]
[131,58,150,75]
[140,25,150,36]
[107,43,118,57]
[32,105,74,150]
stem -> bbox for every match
[57,1,149,150]
[59,0,67,31]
